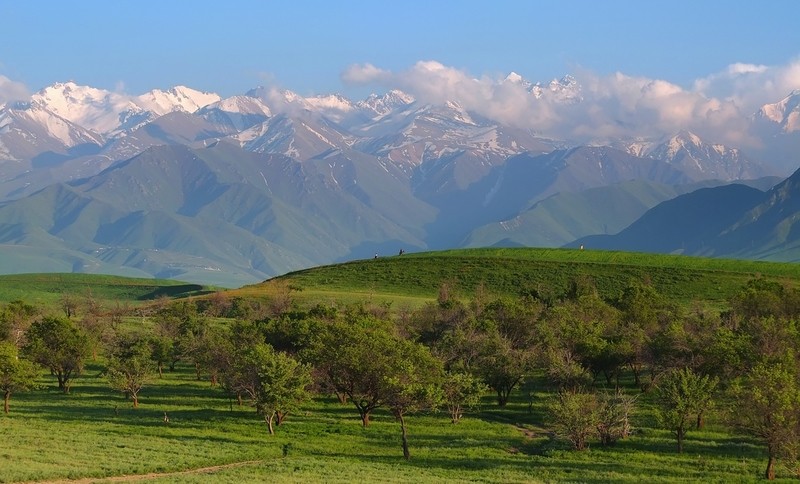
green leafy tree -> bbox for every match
[615,282,677,390]
[383,341,443,460]
[548,390,598,450]
[730,361,800,480]
[0,341,40,414]
[23,317,89,393]
[0,300,39,346]
[148,334,173,378]
[442,371,487,424]
[476,332,532,406]
[656,367,718,453]
[312,322,397,427]
[544,348,593,393]
[106,333,156,408]
[244,343,312,435]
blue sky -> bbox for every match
[1,0,798,98]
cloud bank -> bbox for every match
[0,75,29,104]
[342,59,800,146]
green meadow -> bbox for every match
[239,248,800,307]
[3,247,800,482]
[1,364,771,483]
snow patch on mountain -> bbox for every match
[12,105,104,147]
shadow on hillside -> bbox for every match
[138,284,208,300]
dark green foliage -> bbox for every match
[382,340,444,460]
[441,371,488,423]
[0,299,39,345]
[0,341,39,413]
[23,316,90,393]
[730,361,800,480]
[656,368,719,453]
[106,333,156,408]
[245,343,312,435]
[548,390,598,450]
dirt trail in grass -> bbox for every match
[27,459,268,483]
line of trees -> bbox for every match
[3,277,800,476]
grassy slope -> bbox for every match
[2,249,795,481]
[1,364,770,483]
[0,273,210,306]
[238,248,800,307]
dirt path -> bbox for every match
[23,459,269,483]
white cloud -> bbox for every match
[341,58,800,146]
[0,75,29,104]
[341,63,391,84]
[693,58,800,112]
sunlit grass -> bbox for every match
[232,248,800,309]
[0,362,780,483]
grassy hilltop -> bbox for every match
[0,273,211,307]
[237,247,800,307]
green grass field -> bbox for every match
[3,248,799,482]
[0,362,777,483]
[0,273,212,307]
[237,248,800,308]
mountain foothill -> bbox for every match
[0,78,798,286]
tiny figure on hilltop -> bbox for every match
[398,249,405,256]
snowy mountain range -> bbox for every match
[0,73,797,286]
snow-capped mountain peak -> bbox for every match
[357,89,415,117]
[30,81,141,134]
[504,71,534,91]
[305,94,355,112]
[134,86,221,117]
[537,75,582,102]
[644,130,761,181]
[202,95,272,117]
[756,90,800,133]
[504,72,525,84]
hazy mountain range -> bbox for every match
[0,75,798,286]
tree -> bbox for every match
[544,348,593,393]
[548,390,598,450]
[0,300,39,346]
[655,367,718,453]
[476,332,532,406]
[59,293,79,319]
[23,317,89,393]
[730,361,800,480]
[383,341,443,460]
[0,341,39,414]
[442,371,487,424]
[596,389,636,445]
[148,334,173,378]
[106,333,156,408]
[615,282,677,390]
[242,343,312,435]
[312,322,397,427]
